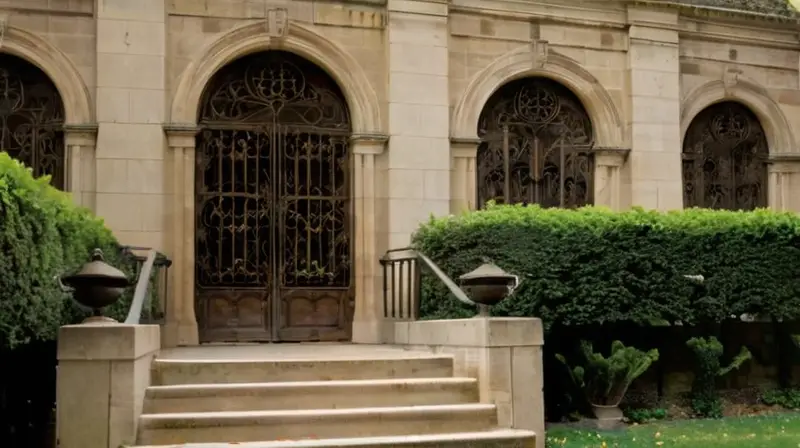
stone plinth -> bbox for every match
[391,317,545,448]
[57,323,160,448]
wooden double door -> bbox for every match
[194,51,354,342]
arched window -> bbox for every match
[0,54,65,189]
[476,77,594,208]
[682,102,768,210]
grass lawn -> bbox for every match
[546,412,800,447]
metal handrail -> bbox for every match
[380,247,476,320]
[124,249,157,324]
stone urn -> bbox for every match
[60,248,132,323]
[459,263,520,312]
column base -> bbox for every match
[162,320,199,347]
[351,318,389,344]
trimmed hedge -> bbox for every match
[0,153,132,350]
[413,204,800,329]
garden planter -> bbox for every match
[590,403,625,430]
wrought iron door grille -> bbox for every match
[0,54,65,189]
[682,101,768,210]
[194,51,353,342]
[476,77,594,208]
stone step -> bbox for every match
[137,404,498,445]
[144,377,479,413]
[151,356,454,386]
[132,429,536,447]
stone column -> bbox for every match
[163,125,199,347]
[768,154,800,211]
[386,0,451,248]
[627,7,682,210]
[64,124,98,210]
[351,134,388,343]
[451,138,480,213]
[593,148,629,211]
[57,323,160,448]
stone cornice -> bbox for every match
[630,1,800,25]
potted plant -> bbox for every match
[557,340,659,425]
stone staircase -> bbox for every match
[132,349,536,447]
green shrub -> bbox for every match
[412,204,800,328]
[0,153,133,349]
[623,407,667,424]
[686,336,752,418]
[557,340,659,406]
[761,388,800,409]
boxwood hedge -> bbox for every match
[0,153,133,350]
[412,204,800,329]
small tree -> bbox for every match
[558,340,659,408]
[686,336,752,418]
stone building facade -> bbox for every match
[2,0,799,347]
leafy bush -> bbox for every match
[686,336,752,418]
[623,407,667,424]
[557,340,659,406]
[761,388,800,410]
[413,204,800,328]
[0,153,132,350]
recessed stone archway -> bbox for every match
[169,21,383,136]
[0,25,96,206]
[451,46,624,147]
[681,77,794,154]
[2,25,92,125]
[450,46,627,212]
[163,21,387,347]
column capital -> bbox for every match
[451,137,481,158]
[350,133,388,155]
[164,123,200,148]
[593,147,630,167]
[768,153,800,173]
[63,123,98,146]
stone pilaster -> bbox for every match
[64,124,98,210]
[593,147,630,211]
[768,154,800,212]
[450,138,480,213]
[93,0,168,250]
[351,134,388,343]
[386,0,451,248]
[162,124,199,347]
[627,6,682,210]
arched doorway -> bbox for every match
[194,51,353,343]
[0,54,65,189]
[476,77,594,208]
[682,101,768,210]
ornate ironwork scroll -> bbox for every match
[0,54,65,189]
[682,101,768,210]
[476,77,594,208]
[195,51,352,342]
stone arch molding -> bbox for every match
[1,25,92,124]
[681,77,794,153]
[451,45,625,148]
[170,21,383,135]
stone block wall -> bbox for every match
[3,0,800,345]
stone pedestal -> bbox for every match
[391,317,545,448]
[57,324,160,448]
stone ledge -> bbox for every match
[58,323,160,361]
[392,317,543,347]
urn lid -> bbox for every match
[459,262,515,282]
[63,249,128,282]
